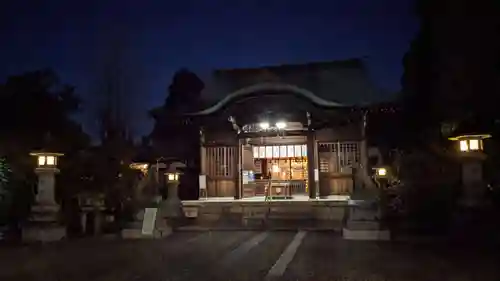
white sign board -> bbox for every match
[199,175,207,190]
[314,168,319,182]
[141,208,158,235]
[242,171,249,184]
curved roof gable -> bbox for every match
[188,82,347,116]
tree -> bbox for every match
[0,69,90,232]
[0,157,12,224]
[150,69,204,160]
[149,69,205,200]
[401,0,500,146]
[82,26,142,214]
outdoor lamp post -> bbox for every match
[449,133,491,207]
[23,152,66,242]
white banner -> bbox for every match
[199,174,207,190]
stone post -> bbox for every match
[447,134,491,208]
[460,158,485,207]
[23,152,66,242]
[122,162,171,239]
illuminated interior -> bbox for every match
[252,145,308,178]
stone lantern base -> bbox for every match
[22,205,66,242]
[342,189,390,241]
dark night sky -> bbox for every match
[0,0,418,137]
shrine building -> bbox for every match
[186,59,380,201]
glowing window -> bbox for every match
[38,156,46,166]
[46,156,55,165]
[469,139,480,150]
[287,145,294,157]
[253,146,259,159]
[459,140,468,152]
[294,145,301,157]
[280,146,287,157]
[272,146,280,158]
[265,146,273,159]
[259,146,266,158]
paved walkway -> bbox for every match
[0,231,498,281]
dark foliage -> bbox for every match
[149,69,205,200]
[401,0,500,147]
[0,69,91,232]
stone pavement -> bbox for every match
[0,231,498,281]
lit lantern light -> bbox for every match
[259,122,270,130]
[129,162,149,174]
[448,134,491,153]
[30,152,63,169]
[373,166,389,179]
[165,161,186,184]
[166,172,180,182]
[377,168,387,177]
[275,121,287,129]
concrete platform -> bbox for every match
[121,228,172,239]
[181,196,349,230]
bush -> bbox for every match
[0,158,12,225]
[401,183,458,234]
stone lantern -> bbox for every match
[373,166,390,189]
[23,152,65,242]
[449,132,492,207]
[161,161,186,220]
[343,164,391,241]
[121,160,171,239]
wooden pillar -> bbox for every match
[359,110,376,189]
[234,138,242,199]
[307,129,316,199]
[200,129,206,175]
[199,129,206,200]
